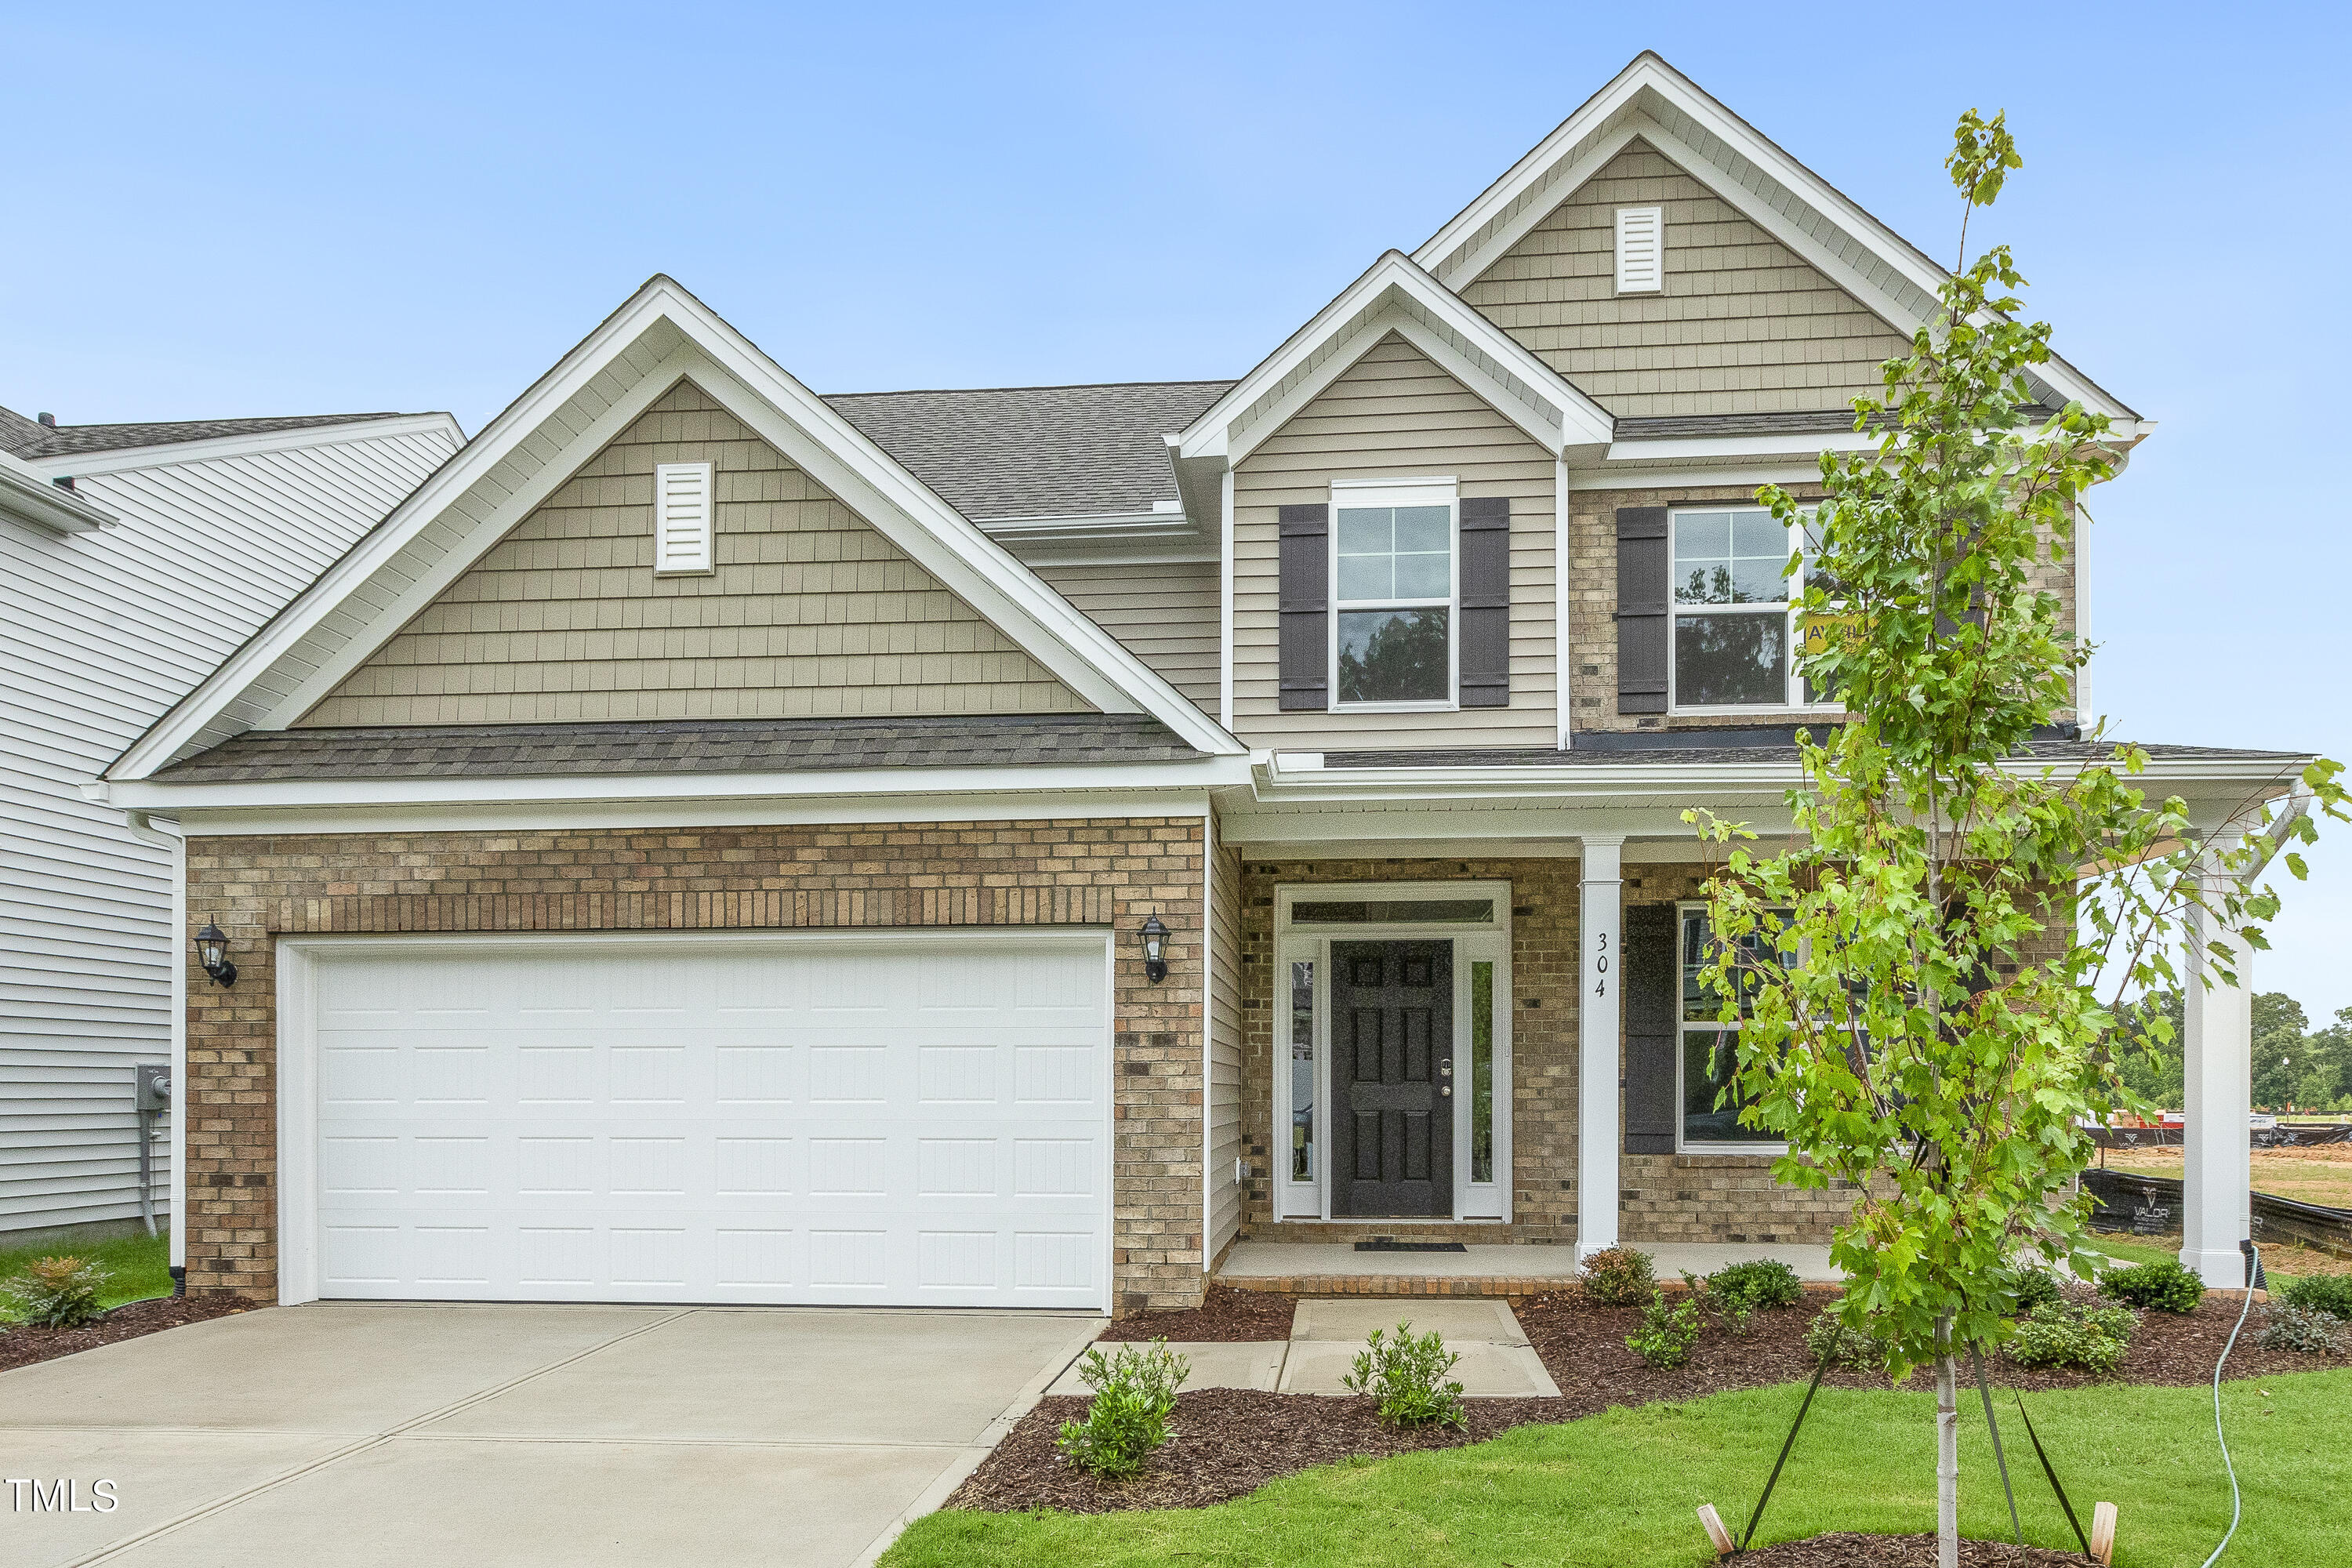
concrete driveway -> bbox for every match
[0,1302,1097,1568]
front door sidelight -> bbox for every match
[1330,938,1454,1218]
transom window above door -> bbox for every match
[1669,505,1834,712]
[1334,483,1457,707]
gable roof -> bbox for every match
[1173,249,1616,464]
[109,276,1243,782]
[0,406,433,461]
[827,381,1230,522]
[1412,52,2140,426]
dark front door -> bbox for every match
[1330,939,1454,1218]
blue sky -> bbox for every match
[7,3,2347,1020]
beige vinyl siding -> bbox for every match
[1461,140,1915,417]
[1230,333,1558,750]
[1206,817,1243,1259]
[301,380,1090,726]
[1029,556,1219,719]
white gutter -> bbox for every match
[1,450,118,532]
[121,810,186,1281]
[93,754,1258,813]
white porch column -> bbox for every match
[1577,835,1625,1259]
[2180,832,2253,1290]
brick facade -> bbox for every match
[1234,855,1857,1250]
[183,815,1207,1312]
[1564,485,2077,734]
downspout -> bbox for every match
[122,808,187,1293]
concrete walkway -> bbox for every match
[1059,1297,1560,1399]
[0,1301,1097,1568]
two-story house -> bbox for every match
[3,403,461,1251]
[94,54,2295,1312]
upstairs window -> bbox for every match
[1333,485,1456,706]
[1669,505,1831,710]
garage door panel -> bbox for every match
[306,936,1108,1308]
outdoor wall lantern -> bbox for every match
[193,923,238,988]
[1138,913,1170,984]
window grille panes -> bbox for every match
[1335,501,1454,704]
[1670,505,1822,710]
[1677,906,1790,1146]
[1290,899,1495,925]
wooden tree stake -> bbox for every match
[1697,1503,1735,1556]
[2089,1501,2118,1566]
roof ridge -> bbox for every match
[823,378,1236,399]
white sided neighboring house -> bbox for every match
[1,403,462,1252]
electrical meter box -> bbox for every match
[136,1062,172,1111]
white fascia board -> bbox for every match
[1412,55,2140,425]
[111,277,1243,779]
[1604,430,1882,464]
[1247,750,2312,805]
[0,450,117,532]
[1568,463,1828,493]
[100,754,1252,816]
[1174,252,1612,464]
[23,413,465,479]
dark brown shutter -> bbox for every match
[1622,902,1679,1153]
[1277,503,1329,711]
[1457,496,1511,708]
[1615,505,1669,715]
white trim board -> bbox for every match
[1173,251,1613,466]
[111,277,1243,781]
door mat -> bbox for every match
[1353,1239,1469,1254]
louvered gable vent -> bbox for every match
[652,460,714,574]
[1614,205,1664,294]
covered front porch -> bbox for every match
[1212,740,2286,1290]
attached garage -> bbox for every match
[274,931,1112,1310]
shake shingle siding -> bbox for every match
[297,381,1091,727]
[1459,140,1915,417]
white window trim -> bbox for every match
[1675,901,1788,1156]
[1665,503,1844,718]
[1272,880,1512,1221]
[1328,478,1461,713]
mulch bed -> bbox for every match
[955,1290,2336,1515]
[0,1294,250,1374]
[1737,1534,2087,1566]
[1094,1285,1296,1343]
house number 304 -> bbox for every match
[1592,931,1608,996]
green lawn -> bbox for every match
[886,1372,2352,1568]
[0,1229,173,1313]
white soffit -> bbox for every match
[1173,251,1614,466]
[112,277,1242,780]
[1410,52,2140,426]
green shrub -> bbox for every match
[1627,1288,1701,1370]
[1804,1308,1881,1370]
[1709,1258,1804,1313]
[0,1255,108,1328]
[2102,1260,2203,1313]
[2006,1300,2137,1374]
[1344,1322,1467,1430]
[1679,1270,1751,1337]
[2009,1267,2065,1316]
[1054,1339,1189,1479]
[1579,1246,1656,1307]
[2255,1303,2346,1356]
[2278,1274,2352,1319]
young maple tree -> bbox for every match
[1685,111,2343,1566]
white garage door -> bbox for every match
[289,933,1110,1308]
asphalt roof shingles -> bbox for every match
[0,406,421,461]
[155,714,1207,783]
[824,381,1232,521]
